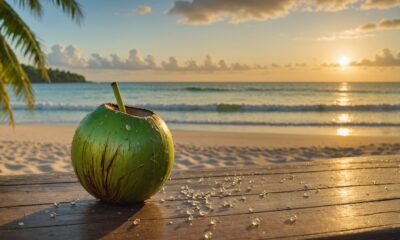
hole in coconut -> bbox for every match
[106,103,154,117]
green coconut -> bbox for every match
[71,83,174,203]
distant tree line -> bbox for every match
[22,64,87,83]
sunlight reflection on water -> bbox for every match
[336,127,351,136]
[336,82,351,106]
[337,113,351,123]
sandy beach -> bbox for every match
[0,124,399,175]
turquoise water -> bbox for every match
[10,82,400,136]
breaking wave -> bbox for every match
[12,102,400,112]
[167,120,400,127]
[181,86,400,94]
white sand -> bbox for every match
[1,124,400,175]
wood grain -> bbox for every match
[0,155,399,239]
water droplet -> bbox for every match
[286,214,297,224]
[168,221,173,225]
[160,198,165,203]
[223,201,233,208]
[303,192,310,198]
[53,202,58,207]
[188,215,194,222]
[49,212,56,218]
[210,218,217,226]
[259,190,268,198]
[304,183,313,190]
[125,124,131,131]
[70,200,76,206]
[204,231,213,239]
[18,222,24,226]
[248,207,254,213]
[133,218,141,225]
[199,210,206,216]
[251,217,261,227]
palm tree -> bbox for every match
[0,0,83,126]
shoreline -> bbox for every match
[1,124,399,175]
[2,124,400,147]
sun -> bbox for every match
[338,55,350,67]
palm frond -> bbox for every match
[0,34,34,126]
[13,0,43,17]
[0,0,49,80]
[0,0,83,125]
[0,78,15,126]
[47,0,84,24]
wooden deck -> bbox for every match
[0,155,399,239]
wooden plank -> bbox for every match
[1,180,400,234]
[1,182,400,228]
[0,199,399,240]
[0,156,399,186]
[0,167,399,208]
[0,162,398,191]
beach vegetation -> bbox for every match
[22,64,86,83]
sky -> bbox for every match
[12,0,400,82]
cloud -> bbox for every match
[167,0,298,24]
[184,59,200,71]
[47,44,86,67]
[136,6,152,15]
[166,0,398,25]
[88,49,158,70]
[351,48,400,66]
[47,45,309,72]
[161,57,180,70]
[231,62,251,70]
[317,18,400,41]
[295,63,307,67]
[317,30,373,41]
[202,55,223,71]
[46,46,269,72]
[114,5,152,16]
[159,55,267,72]
[359,18,400,31]
[271,63,280,68]
[88,53,112,68]
[361,0,400,9]
[321,62,340,67]
[310,0,359,11]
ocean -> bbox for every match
[10,82,400,136]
